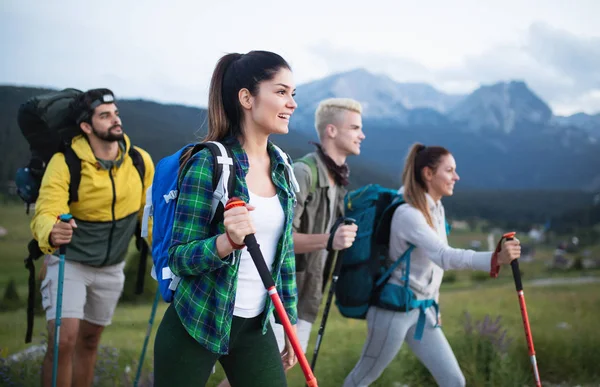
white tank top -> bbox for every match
[233,190,285,318]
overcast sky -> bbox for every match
[1,0,599,115]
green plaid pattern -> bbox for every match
[168,139,297,354]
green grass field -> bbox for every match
[1,203,599,386]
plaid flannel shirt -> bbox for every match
[168,138,298,355]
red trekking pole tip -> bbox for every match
[225,197,246,211]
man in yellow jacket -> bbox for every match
[30,88,154,387]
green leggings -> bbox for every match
[153,304,286,387]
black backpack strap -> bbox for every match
[374,196,405,246]
[134,221,149,295]
[24,239,44,343]
[63,146,82,204]
[129,147,146,186]
[127,146,149,295]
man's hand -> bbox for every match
[49,218,77,247]
[331,223,358,251]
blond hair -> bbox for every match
[314,98,362,138]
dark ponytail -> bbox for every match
[205,53,244,142]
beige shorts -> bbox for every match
[40,255,125,326]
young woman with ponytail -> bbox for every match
[153,51,299,387]
[343,143,522,387]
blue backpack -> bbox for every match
[335,184,448,340]
[141,141,236,303]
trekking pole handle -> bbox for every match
[223,198,276,287]
[502,231,522,292]
[58,214,73,255]
[332,218,355,278]
[326,217,356,252]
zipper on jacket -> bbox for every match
[102,168,117,266]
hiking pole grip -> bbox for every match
[330,217,356,281]
[57,214,73,257]
[225,198,318,387]
[504,232,523,292]
[57,214,73,254]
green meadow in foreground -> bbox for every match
[1,203,598,386]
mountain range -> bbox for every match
[290,69,600,191]
[1,68,599,191]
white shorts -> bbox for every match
[40,255,125,326]
[270,314,313,354]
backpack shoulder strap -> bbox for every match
[295,154,318,196]
[270,143,300,194]
[129,146,146,187]
[375,244,415,287]
[374,196,405,246]
[127,146,148,295]
[63,146,81,204]
[181,141,236,225]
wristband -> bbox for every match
[226,232,245,250]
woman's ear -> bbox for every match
[422,166,434,182]
[238,88,253,110]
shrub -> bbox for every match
[442,272,457,284]
[470,271,490,283]
[0,278,23,312]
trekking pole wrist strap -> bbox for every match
[490,233,510,278]
[225,231,245,250]
[490,251,500,278]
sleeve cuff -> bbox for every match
[38,223,57,255]
[471,251,494,272]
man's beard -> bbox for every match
[92,124,124,142]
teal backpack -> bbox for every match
[334,184,449,340]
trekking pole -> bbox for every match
[225,198,318,387]
[310,217,355,374]
[133,288,161,387]
[52,213,73,387]
[504,231,542,387]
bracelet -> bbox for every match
[226,232,245,250]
